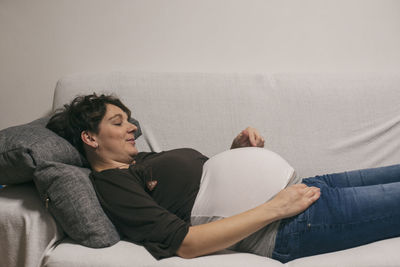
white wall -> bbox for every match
[1,0,400,130]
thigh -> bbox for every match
[275,181,400,262]
[303,164,400,188]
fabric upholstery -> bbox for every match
[33,161,120,248]
[47,71,400,267]
[0,117,85,185]
[0,183,63,267]
[42,238,283,267]
[4,72,400,267]
[42,239,157,267]
[52,72,400,180]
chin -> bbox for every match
[130,147,139,156]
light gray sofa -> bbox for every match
[1,72,400,267]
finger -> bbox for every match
[248,130,257,147]
[240,131,249,142]
[237,129,252,146]
[235,133,248,147]
[253,130,261,145]
[297,183,308,189]
[305,186,320,192]
[257,136,265,147]
[308,189,321,202]
[252,128,265,147]
[236,131,247,142]
[241,129,250,138]
[303,187,313,197]
[304,187,319,197]
[310,190,321,202]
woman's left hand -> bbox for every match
[230,127,265,149]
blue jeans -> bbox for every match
[272,164,400,263]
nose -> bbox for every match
[128,122,138,134]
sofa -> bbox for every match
[1,71,400,267]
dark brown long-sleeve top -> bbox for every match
[90,148,209,259]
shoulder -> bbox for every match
[135,148,208,162]
[90,167,142,188]
[90,167,130,180]
[164,148,208,158]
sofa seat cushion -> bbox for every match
[43,237,400,267]
[42,239,158,267]
[42,239,283,267]
[287,237,400,267]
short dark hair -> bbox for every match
[46,93,131,156]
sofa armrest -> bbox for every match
[0,182,64,267]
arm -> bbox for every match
[231,127,265,149]
[177,183,320,258]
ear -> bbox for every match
[81,131,98,149]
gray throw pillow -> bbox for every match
[33,161,120,247]
[0,117,86,185]
[0,116,141,247]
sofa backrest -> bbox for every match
[53,72,400,179]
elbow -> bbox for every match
[176,251,195,259]
[176,230,199,259]
[176,243,197,259]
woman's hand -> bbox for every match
[177,184,321,259]
[177,183,320,259]
[231,127,265,149]
[268,184,321,220]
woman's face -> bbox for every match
[92,104,138,164]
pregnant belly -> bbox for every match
[191,147,295,225]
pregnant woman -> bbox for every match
[46,93,400,263]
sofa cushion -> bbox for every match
[0,117,85,185]
[42,238,283,267]
[0,115,142,247]
[33,161,120,247]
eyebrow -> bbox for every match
[108,114,123,121]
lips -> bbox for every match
[126,138,135,145]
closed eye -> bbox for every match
[112,120,123,126]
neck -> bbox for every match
[87,154,130,172]
[94,161,130,172]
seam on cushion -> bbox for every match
[26,149,37,167]
[0,147,36,168]
[0,146,30,154]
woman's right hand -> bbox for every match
[177,183,320,259]
[268,184,321,219]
